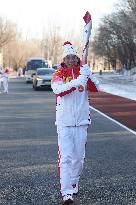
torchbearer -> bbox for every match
[51,12,100,205]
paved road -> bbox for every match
[0,78,136,205]
[90,91,136,132]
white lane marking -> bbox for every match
[89,106,136,136]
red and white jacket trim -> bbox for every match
[51,64,100,126]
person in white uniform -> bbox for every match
[0,65,4,93]
[51,41,100,204]
[2,69,9,93]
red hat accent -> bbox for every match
[63,41,72,46]
[63,41,79,58]
[5,69,9,74]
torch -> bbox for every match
[81,11,99,92]
[78,11,92,92]
[82,11,92,65]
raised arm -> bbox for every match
[80,64,100,92]
[51,70,87,97]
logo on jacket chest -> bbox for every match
[63,68,80,83]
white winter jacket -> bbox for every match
[51,64,100,127]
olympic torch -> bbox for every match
[82,11,92,65]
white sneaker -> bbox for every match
[72,183,78,195]
[63,194,73,204]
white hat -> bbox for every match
[63,41,79,58]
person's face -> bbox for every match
[63,55,79,67]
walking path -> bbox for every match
[89,91,136,132]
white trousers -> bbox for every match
[57,125,88,196]
[2,78,8,93]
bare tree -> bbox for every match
[92,0,136,70]
[41,24,63,65]
[3,37,42,70]
[0,17,16,48]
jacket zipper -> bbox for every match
[72,67,77,126]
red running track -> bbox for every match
[89,91,136,132]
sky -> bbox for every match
[0,0,119,39]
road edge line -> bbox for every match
[89,106,136,136]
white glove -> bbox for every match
[77,75,88,85]
[70,75,87,87]
[80,64,91,77]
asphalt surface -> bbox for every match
[0,78,136,205]
[89,92,136,132]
